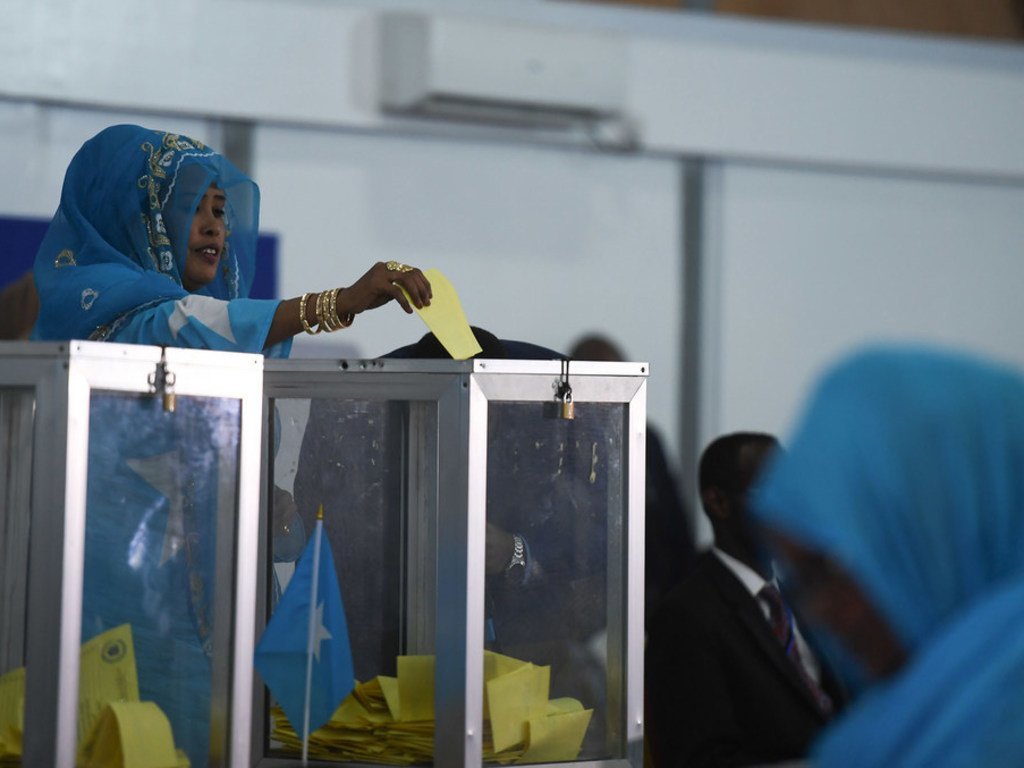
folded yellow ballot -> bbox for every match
[396,655,435,723]
[0,624,188,767]
[517,707,593,764]
[400,268,482,360]
[77,701,189,768]
[269,650,592,764]
[0,666,23,765]
[486,662,549,752]
[78,624,141,745]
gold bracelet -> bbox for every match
[335,288,354,329]
[315,290,329,333]
[334,287,354,328]
[330,287,353,329]
[322,287,341,332]
[303,287,355,335]
[333,286,354,327]
[327,287,341,331]
[317,287,340,332]
[298,292,320,335]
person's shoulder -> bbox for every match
[500,339,565,360]
[379,342,416,358]
[0,270,38,340]
[379,334,565,361]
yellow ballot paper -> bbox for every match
[401,268,482,360]
[269,650,592,764]
[0,666,24,764]
[483,650,529,720]
[486,663,550,753]
[377,675,402,722]
[78,624,141,745]
[396,655,435,722]
[516,707,593,764]
[484,650,528,682]
[77,701,189,768]
[0,623,187,766]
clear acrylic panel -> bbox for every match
[264,396,438,763]
[80,392,241,768]
[484,401,625,763]
[0,388,34,676]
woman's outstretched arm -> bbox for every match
[264,262,432,349]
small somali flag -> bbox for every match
[254,507,355,742]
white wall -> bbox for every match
[702,162,1024,444]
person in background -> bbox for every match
[752,345,1024,767]
[0,270,38,340]
[31,123,431,354]
[645,432,845,767]
[567,333,696,624]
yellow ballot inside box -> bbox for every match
[0,624,189,768]
[269,650,592,764]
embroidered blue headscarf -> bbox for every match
[32,124,259,341]
[753,345,1024,766]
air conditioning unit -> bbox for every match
[377,12,628,131]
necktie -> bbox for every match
[759,583,834,715]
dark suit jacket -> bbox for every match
[645,551,845,767]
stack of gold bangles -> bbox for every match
[299,288,354,335]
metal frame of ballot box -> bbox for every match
[0,341,264,768]
[255,358,646,768]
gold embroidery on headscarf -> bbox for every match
[138,132,212,276]
[54,249,76,268]
[140,142,170,272]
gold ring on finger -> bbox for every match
[386,260,414,273]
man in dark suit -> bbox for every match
[645,432,845,767]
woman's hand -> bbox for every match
[264,262,432,349]
[338,261,432,317]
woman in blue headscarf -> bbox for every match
[32,124,431,353]
[752,345,1024,767]
[29,124,432,766]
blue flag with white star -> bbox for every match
[254,517,355,737]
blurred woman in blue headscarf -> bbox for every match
[32,124,432,353]
[752,345,1024,767]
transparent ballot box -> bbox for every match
[256,359,646,767]
[0,341,263,768]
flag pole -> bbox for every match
[301,504,325,765]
